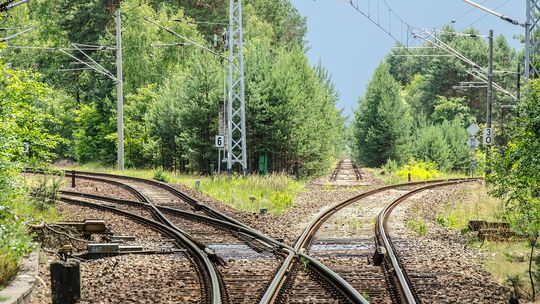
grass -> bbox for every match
[0,248,18,291]
[407,218,428,236]
[477,241,537,300]
[56,163,305,215]
[433,186,538,301]
[0,173,62,289]
[435,187,503,230]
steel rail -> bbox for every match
[375,179,480,304]
[329,160,343,181]
[60,190,288,251]
[61,190,367,303]
[52,172,369,303]
[59,196,221,304]
[30,169,478,303]
[63,169,250,229]
[261,177,481,304]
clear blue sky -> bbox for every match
[290,0,524,119]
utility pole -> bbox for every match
[227,0,248,175]
[115,7,124,171]
[517,63,521,101]
[485,30,493,169]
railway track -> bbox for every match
[28,169,368,303]
[58,196,216,303]
[330,159,362,183]
[261,178,480,304]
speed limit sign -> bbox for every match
[483,128,494,146]
[215,135,225,148]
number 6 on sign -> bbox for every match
[483,128,494,146]
[215,135,225,148]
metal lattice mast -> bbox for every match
[526,0,540,83]
[227,0,247,175]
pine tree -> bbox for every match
[353,62,411,167]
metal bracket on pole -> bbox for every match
[227,0,248,175]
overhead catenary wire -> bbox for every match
[338,0,518,100]
[461,0,513,30]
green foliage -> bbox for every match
[196,174,303,214]
[153,167,171,183]
[30,175,62,212]
[0,247,18,288]
[353,62,412,167]
[396,161,440,180]
[0,58,62,287]
[407,218,428,236]
[435,213,458,228]
[390,26,518,124]
[411,119,470,172]
[431,96,476,127]
[1,0,343,176]
[489,79,540,301]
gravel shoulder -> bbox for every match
[387,182,511,303]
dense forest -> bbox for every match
[1,0,345,177]
[352,26,519,171]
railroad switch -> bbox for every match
[205,247,226,266]
[373,246,387,266]
[55,219,108,236]
[110,235,136,243]
[85,243,145,259]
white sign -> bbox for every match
[215,135,225,148]
[467,137,480,149]
[467,124,480,136]
[483,128,494,146]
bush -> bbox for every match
[382,159,399,174]
[396,161,439,180]
[412,119,470,172]
[153,167,170,183]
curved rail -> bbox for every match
[261,177,481,304]
[59,196,221,304]
[64,172,369,303]
[70,170,250,229]
[31,169,476,303]
[375,179,479,304]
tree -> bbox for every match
[353,62,411,167]
[431,96,476,127]
[411,119,469,172]
[489,80,540,301]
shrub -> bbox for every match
[153,167,170,183]
[396,161,439,180]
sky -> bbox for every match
[290,0,524,119]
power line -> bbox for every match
[461,0,512,30]
[340,0,518,100]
